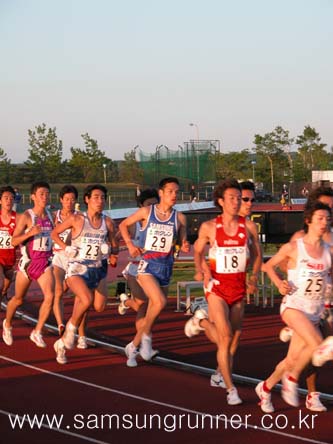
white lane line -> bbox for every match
[0,408,111,444]
[0,355,330,444]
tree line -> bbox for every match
[0,123,331,193]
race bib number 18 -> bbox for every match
[216,246,246,274]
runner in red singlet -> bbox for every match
[184,178,261,406]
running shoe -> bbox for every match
[54,339,67,364]
[255,381,274,413]
[62,322,77,350]
[125,342,139,367]
[279,327,293,343]
[306,392,327,412]
[118,293,129,315]
[210,371,226,389]
[227,387,242,405]
[281,374,299,407]
[312,336,333,367]
[184,308,208,338]
[140,333,154,361]
[30,330,46,348]
[77,336,88,349]
[2,319,13,346]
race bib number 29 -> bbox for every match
[144,224,173,253]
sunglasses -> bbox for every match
[242,197,255,203]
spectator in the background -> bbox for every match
[12,188,22,212]
[190,185,196,202]
[301,187,309,198]
[135,185,142,207]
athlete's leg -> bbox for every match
[5,270,30,327]
[35,267,55,332]
[53,265,66,328]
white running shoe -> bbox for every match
[140,333,154,361]
[255,381,274,413]
[2,319,13,346]
[30,330,46,348]
[62,322,77,350]
[279,327,293,343]
[312,336,333,367]
[227,387,242,405]
[210,371,226,389]
[184,308,208,338]
[125,342,139,367]
[281,374,299,407]
[77,336,88,349]
[118,293,129,315]
[54,339,67,364]
[306,392,327,412]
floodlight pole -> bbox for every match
[189,123,200,190]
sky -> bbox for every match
[1,0,332,163]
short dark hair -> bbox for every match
[0,185,15,199]
[240,181,255,192]
[158,177,179,189]
[59,185,78,200]
[138,188,159,205]
[83,184,107,202]
[31,182,50,194]
[213,178,241,209]
[303,201,331,232]
[307,186,333,207]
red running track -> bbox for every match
[1,300,333,443]
[1,248,332,444]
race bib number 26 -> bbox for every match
[0,230,13,249]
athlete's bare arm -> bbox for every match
[246,219,262,294]
[264,241,296,295]
[11,211,40,247]
[51,213,84,250]
[177,212,190,252]
[105,216,119,267]
[194,219,215,286]
[119,207,150,258]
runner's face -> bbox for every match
[61,193,76,212]
[159,183,179,207]
[308,209,330,236]
[239,189,255,217]
[31,187,50,207]
[0,192,14,210]
[220,188,241,216]
[86,189,106,212]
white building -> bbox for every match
[312,170,333,186]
